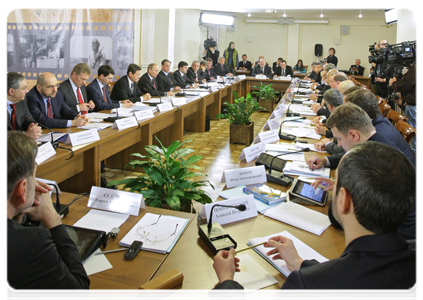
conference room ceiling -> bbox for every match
[195,9,386,21]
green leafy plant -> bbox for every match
[108,137,214,212]
[216,91,263,125]
[251,82,278,101]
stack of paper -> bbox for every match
[283,161,331,178]
[281,128,321,140]
[111,107,135,117]
[264,202,331,235]
[131,102,157,111]
[247,230,329,276]
[288,104,316,116]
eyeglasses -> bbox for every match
[136,215,178,244]
[46,84,60,90]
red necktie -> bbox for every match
[102,86,108,102]
[195,72,198,80]
[207,68,210,76]
[77,87,87,115]
[152,78,157,90]
[10,103,16,130]
[46,98,53,119]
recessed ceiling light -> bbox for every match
[248,13,251,17]
[283,13,286,17]
[320,13,324,18]
[359,14,363,18]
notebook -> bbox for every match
[119,213,189,254]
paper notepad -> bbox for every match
[248,230,328,277]
[119,213,189,254]
[263,202,331,235]
[234,253,278,289]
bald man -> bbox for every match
[27,72,88,128]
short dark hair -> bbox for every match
[343,86,362,97]
[7,132,38,199]
[281,60,287,64]
[329,47,336,54]
[178,61,188,69]
[278,57,283,61]
[127,63,141,75]
[323,89,343,107]
[336,141,415,234]
[242,54,247,57]
[326,103,373,136]
[345,89,382,119]
[161,59,171,66]
[7,72,25,90]
[98,65,115,77]
[206,58,213,63]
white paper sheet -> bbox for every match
[234,253,278,289]
[73,209,130,233]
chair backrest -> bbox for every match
[378,100,392,117]
[386,109,408,126]
[108,81,117,93]
[395,120,416,144]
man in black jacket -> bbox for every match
[157,59,183,92]
[110,63,151,103]
[349,59,364,75]
[213,57,233,77]
[238,54,252,71]
[138,63,175,97]
[173,61,199,89]
[251,58,272,78]
[213,141,415,289]
[7,131,90,289]
[274,60,293,77]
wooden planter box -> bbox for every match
[230,122,254,145]
[258,98,274,112]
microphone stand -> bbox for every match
[38,123,59,149]
[47,183,69,217]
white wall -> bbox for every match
[396,9,416,42]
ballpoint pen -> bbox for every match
[95,248,127,255]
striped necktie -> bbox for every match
[10,103,16,130]
[77,87,87,115]
[46,98,53,118]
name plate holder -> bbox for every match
[63,129,100,146]
[221,165,267,189]
[263,118,281,131]
[253,129,280,145]
[270,108,284,120]
[87,186,145,216]
[171,98,187,107]
[112,116,138,130]
[238,142,265,163]
[134,110,155,121]
[36,142,56,165]
[157,102,174,112]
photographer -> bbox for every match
[202,38,219,66]
[372,40,390,98]
[389,63,416,152]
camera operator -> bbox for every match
[202,38,219,66]
[389,63,416,153]
[372,40,390,98]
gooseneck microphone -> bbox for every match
[207,204,247,233]
[38,123,59,149]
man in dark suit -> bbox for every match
[274,60,293,77]
[213,141,415,289]
[138,63,175,97]
[173,61,199,88]
[213,57,233,77]
[7,72,42,139]
[238,54,252,71]
[187,60,206,84]
[251,58,272,78]
[7,131,90,289]
[58,63,95,115]
[27,72,88,128]
[156,59,183,92]
[87,65,134,111]
[110,63,151,103]
[204,58,217,81]
[349,59,365,75]
[272,57,283,72]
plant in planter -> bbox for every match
[216,91,263,144]
[251,82,279,112]
[108,137,214,212]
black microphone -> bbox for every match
[103,100,121,122]
[285,103,300,117]
[38,123,59,149]
[207,204,247,233]
[278,116,306,136]
[47,183,69,217]
[268,148,310,175]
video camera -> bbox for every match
[204,36,217,49]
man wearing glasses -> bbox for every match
[27,72,89,128]
[7,72,42,139]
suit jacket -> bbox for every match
[86,79,119,111]
[215,233,415,289]
[327,55,338,66]
[137,73,166,97]
[8,219,90,289]
[204,67,217,80]
[251,64,272,78]
[187,67,202,83]
[7,99,35,132]
[110,75,143,103]
[58,79,92,114]
[239,60,252,71]
[213,64,231,76]
[26,87,77,128]
[275,65,294,77]
[157,70,180,91]
[173,70,194,87]
[272,62,279,72]
[349,65,364,76]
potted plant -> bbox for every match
[216,91,263,145]
[251,82,279,112]
[108,137,214,212]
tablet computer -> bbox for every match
[289,179,328,206]
[65,225,107,262]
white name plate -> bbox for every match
[255,74,267,79]
[35,142,56,165]
[171,98,187,106]
[36,177,62,195]
[238,75,246,80]
[134,110,155,121]
[263,118,281,131]
[277,103,287,112]
[87,186,145,216]
[270,108,284,120]
[64,129,100,146]
[253,129,280,144]
[203,195,257,226]
[112,116,138,130]
[157,102,174,112]
[221,165,267,189]
[239,142,265,163]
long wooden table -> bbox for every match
[59,192,195,289]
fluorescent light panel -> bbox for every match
[200,13,234,26]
